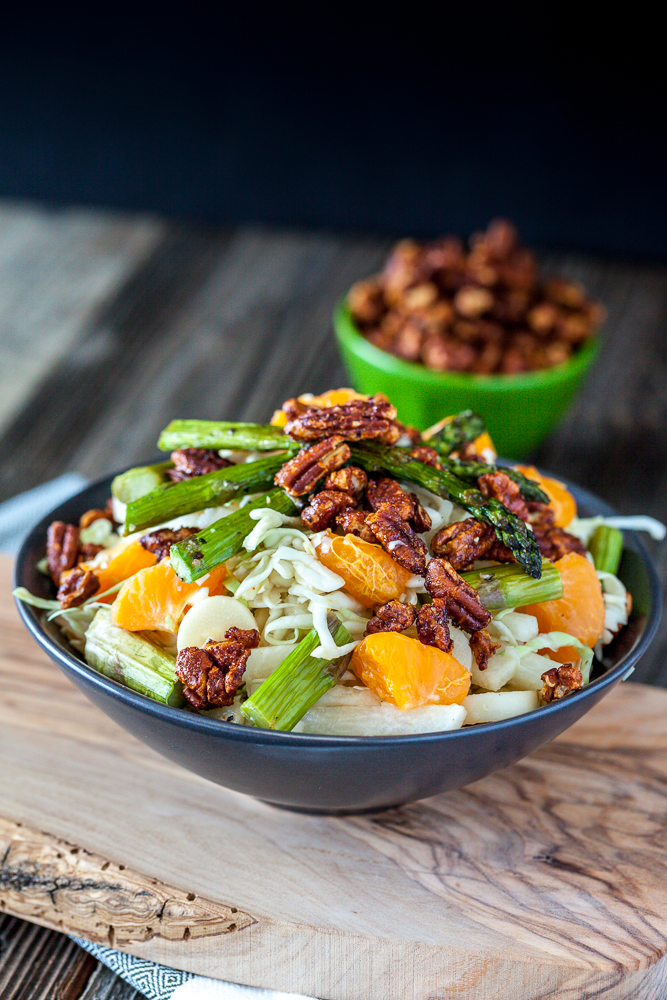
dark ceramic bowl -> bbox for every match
[14,473,661,814]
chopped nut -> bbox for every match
[365,600,416,635]
[366,509,428,575]
[300,490,357,532]
[424,558,491,632]
[409,445,442,469]
[431,519,495,570]
[168,448,232,482]
[57,566,99,609]
[324,466,368,496]
[79,508,114,529]
[176,627,259,710]
[335,509,377,542]
[469,628,500,670]
[541,663,583,703]
[140,527,199,562]
[416,599,453,652]
[478,470,529,521]
[285,396,397,442]
[47,521,80,584]
[275,437,351,496]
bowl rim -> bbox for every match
[333,299,600,390]
[14,469,662,749]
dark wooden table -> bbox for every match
[0,200,665,998]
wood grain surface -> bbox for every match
[1,556,666,999]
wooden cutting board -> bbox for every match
[1,554,666,1000]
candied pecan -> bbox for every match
[485,537,516,563]
[324,466,368,496]
[526,501,556,532]
[454,285,494,318]
[168,448,232,482]
[176,627,259,711]
[470,629,500,670]
[378,421,404,446]
[300,490,357,531]
[393,421,423,446]
[409,445,442,469]
[57,566,99,609]
[140,527,199,562]
[280,397,310,421]
[47,521,80,584]
[416,599,453,652]
[366,477,414,520]
[390,319,423,361]
[365,600,416,635]
[335,509,377,542]
[366,509,427,575]
[534,527,585,562]
[478,470,529,521]
[424,558,491,632]
[431,519,495,570]
[285,395,397,443]
[275,437,351,496]
[347,279,386,326]
[409,493,432,533]
[79,508,114,529]
[78,543,104,564]
[541,664,583,703]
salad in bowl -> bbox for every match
[15,390,663,739]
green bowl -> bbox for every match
[333,301,600,459]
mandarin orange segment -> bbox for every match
[515,464,577,527]
[315,531,411,608]
[91,540,157,601]
[112,560,227,632]
[518,551,604,664]
[352,632,470,710]
[472,430,497,461]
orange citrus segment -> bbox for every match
[352,632,471,710]
[515,464,577,528]
[518,552,604,664]
[90,540,157,601]
[472,430,497,461]
[315,531,411,608]
[112,561,227,632]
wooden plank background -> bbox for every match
[0,198,665,998]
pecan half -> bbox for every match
[300,490,357,531]
[541,663,583,703]
[533,526,585,562]
[526,501,556,532]
[424,558,491,632]
[366,477,413,520]
[47,521,80,584]
[78,543,104,564]
[275,437,351,496]
[176,628,259,710]
[79,508,114,529]
[478,471,529,521]
[431,519,495,570]
[469,628,500,670]
[366,509,428,575]
[365,600,416,635]
[334,509,377,542]
[168,448,232,482]
[409,445,442,469]
[57,566,99,609]
[324,466,368,496]
[140,527,199,562]
[409,493,432,533]
[285,395,397,442]
[416,599,453,652]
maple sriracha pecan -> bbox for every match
[140,527,199,562]
[47,521,81,584]
[431,519,496,570]
[365,600,416,635]
[416,599,453,652]
[275,437,351,496]
[541,664,583,703]
[176,628,260,710]
[57,566,100,609]
[300,490,357,532]
[334,508,377,542]
[365,509,428,575]
[284,395,398,442]
[167,448,232,482]
[324,466,368,496]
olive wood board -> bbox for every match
[1,556,666,999]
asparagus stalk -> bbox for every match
[124,453,295,533]
[443,458,550,504]
[589,524,624,575]
[158,420,288,453]
[350,442,543,578]
[242,614,353,730]
[111,461,174,504]
[423,409,486,456]
[85,607,183,706]
[169,488,298,582]
[460,560,562,609]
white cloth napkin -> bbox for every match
[0,478,318,1000]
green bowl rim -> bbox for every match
[333,300,600,392]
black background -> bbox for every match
[1,11,664,256]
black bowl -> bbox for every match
[14,472,662,814]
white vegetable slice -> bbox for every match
[177,596,258,652]
[463,690,538,724]
[450,626,473,672]
[294,702,467,736]
[470,649,518,692]
[245,644,295,682]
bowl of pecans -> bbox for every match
[334,220,602,458]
